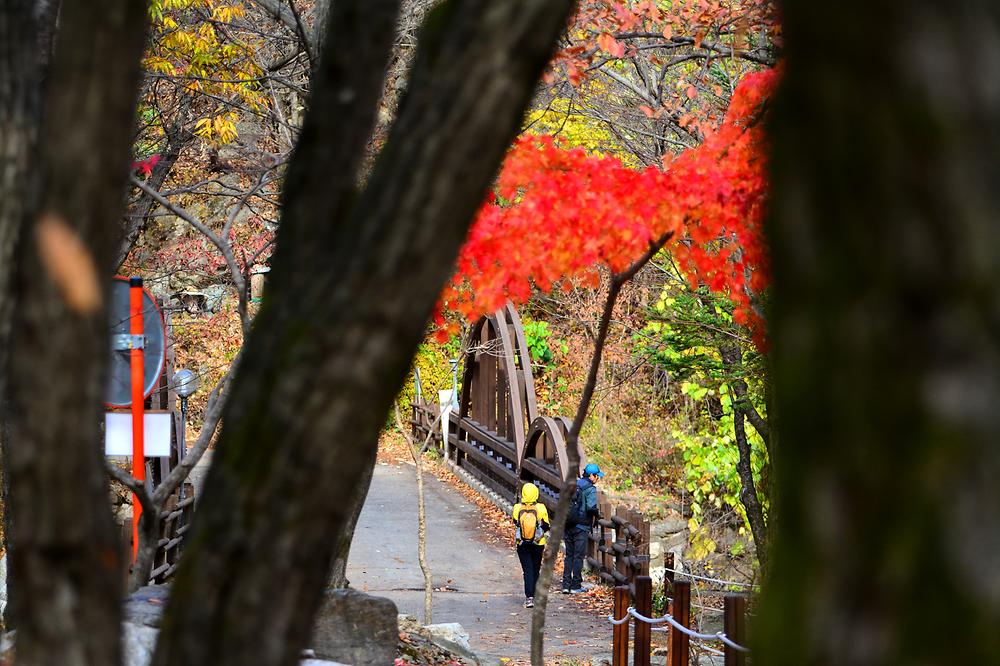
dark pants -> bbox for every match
[517,541,544,598]
[563,527,589,590]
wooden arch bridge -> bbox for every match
[412,303,650,587]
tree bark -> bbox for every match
[410,434,433,624]
[0,9,41,595]
[152,2,574,665]
[1,1,147,663]
[0,0,40,406]
[757,1,1000,662]
[326,445,376,589]
[718,343,768,568]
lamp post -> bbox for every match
[172,369,199,504]
[449,358,459,410]
[446,359,459,464]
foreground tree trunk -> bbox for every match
[0,0,147,663]
[153,2,575,665]
[758,1,1000,662]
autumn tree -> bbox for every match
[436,67,775,660]
[0,3,574,666]
[532,0,779,167]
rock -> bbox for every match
[397,615,480,665]
[423,622,476,659]
[124,585,171,628]
[651,516,688,538]
[122,622,159,666]
[310,588,398,666]
[662,530,689,552]
[1,631,15,661]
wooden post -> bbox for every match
[602,499,613,571]
[724,593,748,666]
[633,575,652,666]
[664,553,674,661]
[613,585,630,666]
[642,515,650,576]
[616,507,627,585]
[669,580,690,666]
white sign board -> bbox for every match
[439,389,454,450]
[104,411,172,457]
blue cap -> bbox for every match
[584,463,604,478]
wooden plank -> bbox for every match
[452,437,518,484]
[724,594,748,666]
[505,304,539,422]
[458,418,518,460]
[519,456,563,489]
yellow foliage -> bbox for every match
[143,0,266,147]
[523,82,640,166]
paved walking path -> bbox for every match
[348,463,609,664]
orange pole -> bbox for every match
[129,277,145,561]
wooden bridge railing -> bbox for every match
[412,397,649,595]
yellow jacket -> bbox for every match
[513,483,550,545]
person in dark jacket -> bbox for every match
[562,463,602,593]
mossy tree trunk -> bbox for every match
[758,1,1000,662]
[0,1,148,664]
[151,2,575,665]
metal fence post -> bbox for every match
[613,585,630,666]
[633,575,652,666]
[669,579,690,666]
[724,593,747,666]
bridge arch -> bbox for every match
[449,302,585,506]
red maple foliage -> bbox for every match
[132,154,160,177]
[437,68,778,344]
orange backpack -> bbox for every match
[518,506,539,543]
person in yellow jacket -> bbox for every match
[512,482,550,608]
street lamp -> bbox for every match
[172,369,199,503]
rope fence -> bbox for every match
[661,565,758,590]
[627,607,750,652]
[607,577,750,666]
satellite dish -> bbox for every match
[105,277,167,407]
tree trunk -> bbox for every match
[152,2,574,665]
[326,446,376,589]
[410,437,433,624]
[758,1,1000,662]
[718,343,768,567]
[0,1,147,664]
[0,0,39,409]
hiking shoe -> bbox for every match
[561,588,571,594]
[524,597,534,608]
[569,587,586,594]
